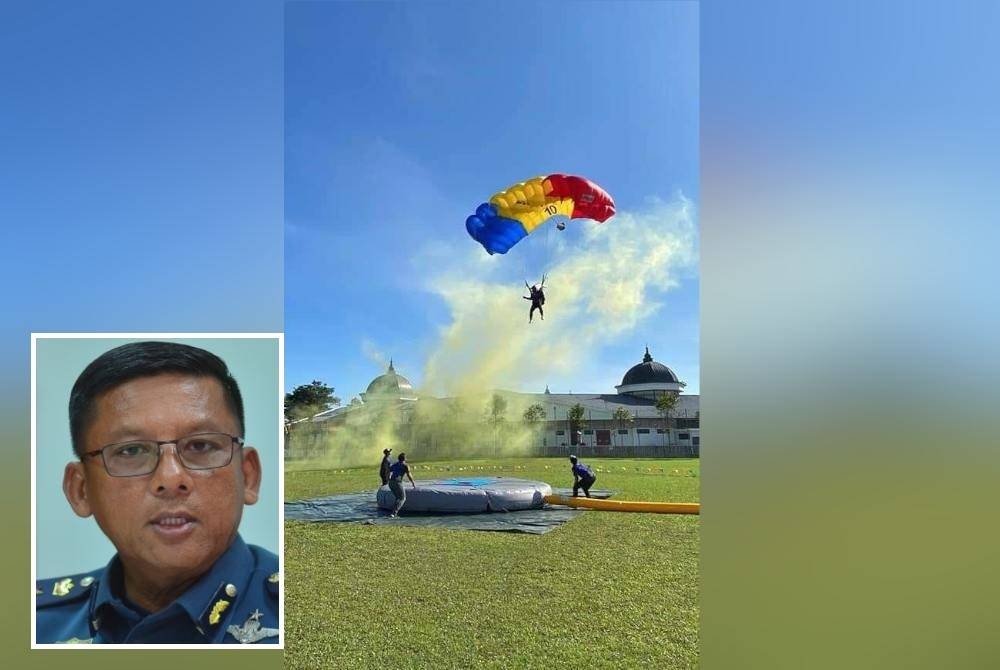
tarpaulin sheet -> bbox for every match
[285,488,614,535]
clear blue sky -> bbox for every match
[285,1,699,403]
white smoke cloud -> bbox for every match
[361,339,389,370]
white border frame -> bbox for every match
[30,332,285,650]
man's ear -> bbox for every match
[240,447,262,505]
[63,461,93,518]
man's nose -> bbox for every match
[150,443,193,494]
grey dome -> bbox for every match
[620,347,680,386]
[365,360,414,397]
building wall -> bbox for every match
[543,419,699,454]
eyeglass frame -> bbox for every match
[81,432,245,477]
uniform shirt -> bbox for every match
[572,462,594,479]
[380,455,391,478]
[36,534,279,644]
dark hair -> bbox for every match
[397,452,406,461]
[69,341,245,457]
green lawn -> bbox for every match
[284,458,699,669]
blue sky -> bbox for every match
[285,1,699,403]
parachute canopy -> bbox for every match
[465,174,615,255]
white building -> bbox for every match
[306,347,699,458]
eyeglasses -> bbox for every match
[82,432,244,477]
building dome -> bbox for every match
[362,360,417,401]
[620,347,681,385]
[615,347,685,398]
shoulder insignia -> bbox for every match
[37,570,101,608]
[266,572,280,598]
[53,578,74,597]
[226,609,279,644]
[208,599,230,625]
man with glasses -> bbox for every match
[36,341,279,644]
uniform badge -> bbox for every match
[226,609,279,644]
[52,578,74,596]
[209,599,230,625]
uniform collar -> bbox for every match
[92,534,253,638]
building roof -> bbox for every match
[619,347,681,386]
[363,359,416,399]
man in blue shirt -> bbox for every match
[36,341,279,644]
[386,452,416,517]
[569,454,597,498]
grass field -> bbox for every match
[283,457,699,670]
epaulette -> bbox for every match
[265,571,279,599]
[36,570,101,609]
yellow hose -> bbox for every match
[543,494,700,515]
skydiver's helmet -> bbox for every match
[556,221,566,231]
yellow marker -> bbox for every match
[209,599,230,625]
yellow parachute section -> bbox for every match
[489,176,575,234]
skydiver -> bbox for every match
[524,276,546,323]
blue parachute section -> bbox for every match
[465,204,527,256]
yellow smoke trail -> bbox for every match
[286,194,696,467]
[422,195,697,396]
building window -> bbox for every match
[656,428,666,434]
[637,429,650,434]
[679,433,690,440]
[617,429,628,435]
[693,436,700,446]
[556,430,565,436]
[584,430,593,435]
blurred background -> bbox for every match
[2,0,998,668]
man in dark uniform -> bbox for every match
[524,278,546,323]
[379,448,392,486]
[569,454,597,498]
[35,341,280,644]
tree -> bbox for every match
[485,393,508,455]
[284,380,340,423]
[567,403,586,446]
[522,403,547,447]
[612,406,634,448]
[522,404,546,424]
[655,393,679,447]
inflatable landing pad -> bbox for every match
[376,477,552,513]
